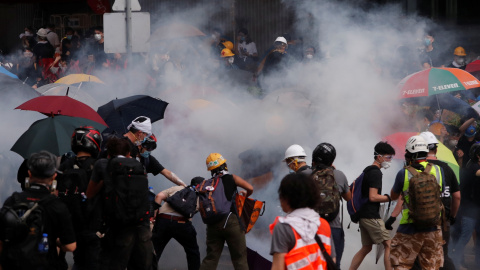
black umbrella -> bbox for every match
[0,73,40,106]
[97,95,169,135]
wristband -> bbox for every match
[384,194,391,202]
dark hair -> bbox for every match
[278,173,320,210]
[106,137,131,157]
[94,26,103,33]
[65,27,74,34]
[190,176,205,186]
[28,151,57,179]
[210,163,228,177]
[374,141,395,156]
[128,116,148,133]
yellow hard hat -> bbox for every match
[222,41,234,51]
[454,46,466,56]
[206,153,226,171]
[221,48,235,58]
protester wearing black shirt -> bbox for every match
[350,142,395,270]
[1,151,76,270]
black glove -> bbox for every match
[385,216,396,230]
[449,216,456,225]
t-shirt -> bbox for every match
[159,185,198,220]
[330,169,349,228]
[91,158,109,184]
[270,222,336,258]
[456,135,477,168]
[32,41,54,62]
[459,163,480,218]
[359,165,382,219]
[238,41,257,59]
[427,159,460,217]
[46,30,60,48]
[1,184,76,268]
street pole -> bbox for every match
[126,0,133,68]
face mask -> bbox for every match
[228,57,234,64]
[306,54,313,59]
[449,140,458,147]
[424,38,431,46]
[94,34,102,41]
[240,36,246,41]
[24,52,33,58]
[50,66,59,73]
[456,57,466,65]
[66,35,72,40]
[140,151,150,158]
[381,161,391,169]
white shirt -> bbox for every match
[238,41,257,59]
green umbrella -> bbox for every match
[11,115,106,159]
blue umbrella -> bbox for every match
[0,66,18,79]
[97,95,169,135]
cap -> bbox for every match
[465,125,477,138]
[37,28,48,38]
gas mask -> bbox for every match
[381,161,392,169]
[456,57,466,66]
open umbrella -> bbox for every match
[0,73,39,105]
[16,96,107,126]
[150,22,205,41]
[97,95,168,135]
[11,115,107,158]
[36,83,99,109]
[466,60,480,74]
[398,68,480,99]
[0,66,18,79]
[55,74,104,85]
[383,132,459,179]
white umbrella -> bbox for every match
[35,83,99,110]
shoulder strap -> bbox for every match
[314,234,339,270]
[424,163,433,174]
[405,166,419,177]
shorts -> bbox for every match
[390,229,444,270]
[359,218,391,245]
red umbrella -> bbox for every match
[466,60,480,74]
[16,96,108,126]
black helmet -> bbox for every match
[71,126,102,157]
[469,143,480,161]
[141,134,157,151]
[312,142,336,166]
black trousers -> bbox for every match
[152,217,201,270]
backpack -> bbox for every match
[311,168,340,222]
[103,157,150,225]
[0,193,56,270]
[347,172,369,223]
[197,175,235,225]
[166,186,198,218]
[404,164,443,228]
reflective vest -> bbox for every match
[400,161,443,225]
[270,216,332,270]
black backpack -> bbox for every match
[57,156,96,231]
[104,157,150,225]
[166,186,198,218]
[0,192,56,270]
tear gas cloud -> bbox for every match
[0,0,439,269]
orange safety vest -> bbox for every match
[270,216,332,270]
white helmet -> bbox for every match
[405,135,428,153]
[284,144,306,161]
[275,36,288,45]
[419,131,439,146]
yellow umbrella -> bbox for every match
[55,74,104,85]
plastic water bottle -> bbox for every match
[81,192,87,202]
[38,233,49,254]
[148,187,156,221]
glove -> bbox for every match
[449,216,456,225]
[385,216,396,230]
